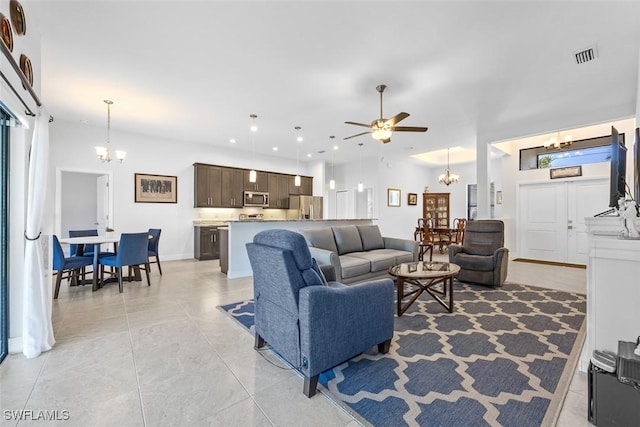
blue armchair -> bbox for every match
[246,229,394,398]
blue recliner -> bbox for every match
[246,229,394,398]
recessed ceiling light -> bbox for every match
[272,147,278,151]
[229,139,236,144]
[307,153,312,158]
[333,145,339,150]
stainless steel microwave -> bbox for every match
[243,191,269,207]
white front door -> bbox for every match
[518,182,567,262]
[518,178,608,264]
[566,179,609,264]
[96,174,110,233]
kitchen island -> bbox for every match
[224,219,375,278]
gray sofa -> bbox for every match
[300,225,418,284]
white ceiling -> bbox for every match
[27,1,640,166]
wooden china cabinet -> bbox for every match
[422,193,450,228]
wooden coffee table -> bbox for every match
[388,261,460,316]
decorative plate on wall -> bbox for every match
[19,53,33,87]
[10,0,26,36]
[0,13,13,52]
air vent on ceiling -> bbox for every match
[573,45,598,65]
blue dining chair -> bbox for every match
[53,235,94,299]
[99,232,151,293]
[68,229,98,257]
[148,228,162,275]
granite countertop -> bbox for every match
[193,220,229,226]
[227,218,376,223]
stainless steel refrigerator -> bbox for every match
[288,196,323,220]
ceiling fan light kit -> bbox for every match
[345,84,428,144]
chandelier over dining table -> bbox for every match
[95,100,126,163]
[439,148,459,186]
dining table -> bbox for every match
[430,227,457,253]
[58,232,123,291]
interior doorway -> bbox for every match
[55,168,113,239]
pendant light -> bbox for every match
[95,100,126,163]
[329,135,336,190]
[249,114,258,183]
[439,148,459,186]
[358,143,364,192]
[294,126,302,186]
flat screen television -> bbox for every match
[609,126,627,208]
[634,127,639,213]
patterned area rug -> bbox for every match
[219,281,586,427]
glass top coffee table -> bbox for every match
[388,261,460,316]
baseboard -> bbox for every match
[512,258,586,269]
[8,336,22,354]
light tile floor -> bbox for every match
[1,255,591,426]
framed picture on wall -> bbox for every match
[387,188,401,207]
[408,193,418,205]
[135,173,177,203]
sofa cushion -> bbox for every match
[452,253,494,271]
[299,228,338,253]
[349,250,396,272]
[332,226,364,255]
[338,254,371,279]
[357,225,385,251]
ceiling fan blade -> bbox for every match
[345,121,373,128]
[391,126,429,133]
[385,112,410,127]
[344,131,371,140]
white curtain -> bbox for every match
[23,107,54,358]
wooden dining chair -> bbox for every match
[451,218,467,245]
[415,218,435,261]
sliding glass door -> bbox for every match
[0,108,9,363]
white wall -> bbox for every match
[48,120,310,260]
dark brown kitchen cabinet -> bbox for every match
[194,227,219,260]
[221,168,244,208]
[194,163,221,207]
[243,170,268,192]
[268,173,290,209]
[288,175,313,196]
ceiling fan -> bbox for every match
[344,84,428,144]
